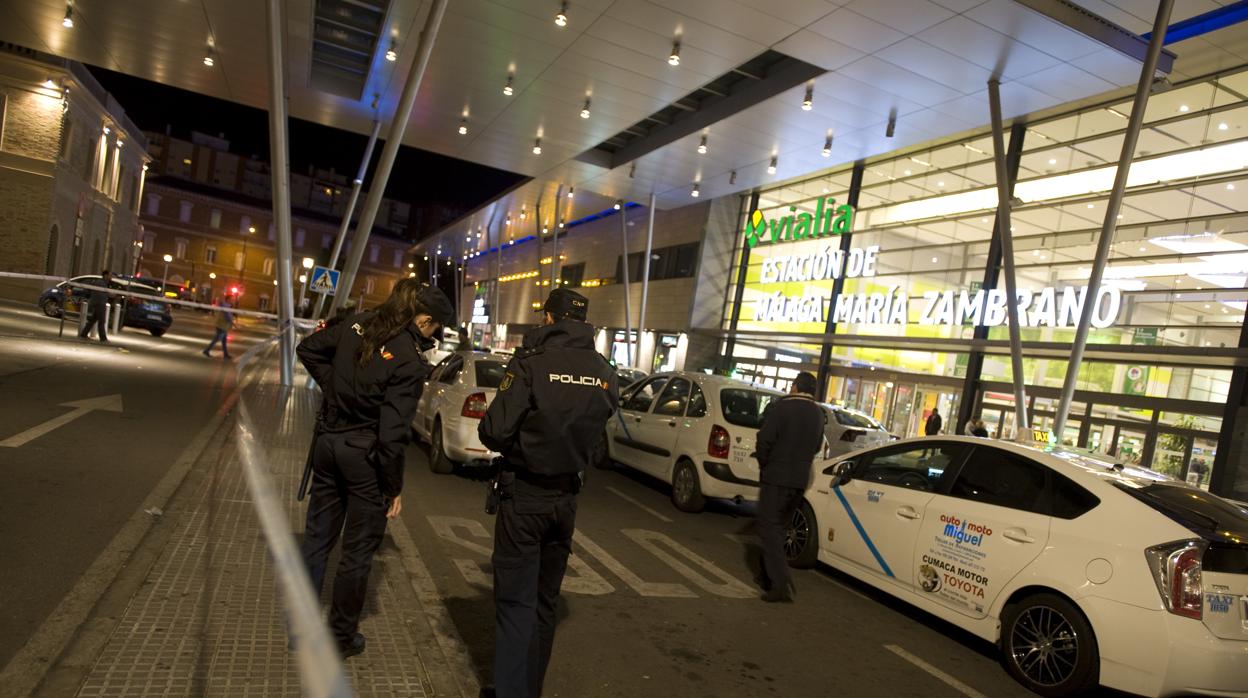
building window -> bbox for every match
[143,232,156,250]
[295,227,306,247]
[234,252,245,271]
[615,242,700,283]
[204,245,217,264]
[258,295,271,312]
[179,200,193,223]
[369,245,379,264]
[146,193,161,216]
[263,257,275,276]
[365,276,375,294]
[209,208,222,228]
[59,115,74,160]
[392,249,403,268]
[240,215,251,234]
[268,223,275,241]
[322,232,333,249]
[175,238,188,259]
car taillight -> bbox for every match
[462,392,487,419]
[841,429,863,442]
[1145,540,1207,620]
[708,424,730,459]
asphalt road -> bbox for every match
[398,441,1121,698]
[0,299,271,669]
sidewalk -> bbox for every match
[66,367,475,697]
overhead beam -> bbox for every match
[1013,0,1175,74]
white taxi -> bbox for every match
[786,436,1248,697]
[600,372,782,512]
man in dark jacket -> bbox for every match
[79,270,113,342]
[478,288,619,698]
[925,408,942,436]
[754,371,825,603]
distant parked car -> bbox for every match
[38,275,173,337]
[821,404,892,457]
[412,351,506,473]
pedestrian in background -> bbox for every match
[295,280,453,658]
[202,298,235,359]
[924,408,942,436]
[754,371,825,603]
[478,288,618,698]
[78,269,112,343]
[972,419,990,438]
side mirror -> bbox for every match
[822,460,854,488]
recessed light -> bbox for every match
[668,40,681,66]
[903,169,912,176]
[1217,122,1229,131]
[1048,158,1057,165]
[1087,203,1094,209]
[1228,184,1237,191]
[801,84,813,111]
[555,1,568,27]
[936,181,945,187]
[1178,104,1189,112]
[1139,246,1147,252]
[931,256,938,264]
[767,155,777,175]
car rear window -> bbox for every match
[1112,482,1248,551]
[474,360,507,389]
[719,389,776,429]
[833,409,875,429]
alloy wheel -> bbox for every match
[785,506,809,559]
[674,466,693,503]
[1009,605,1080,687]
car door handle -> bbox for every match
[896,506,921,520]
[633,416,642,423]
[1003,528,1035,544]
[666,420,677,428]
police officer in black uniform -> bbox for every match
[754,371,825,603]
[79,269,113,342]
[296,279,454,657]
[478,288,618,698]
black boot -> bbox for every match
[760,581,795,603]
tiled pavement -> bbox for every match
[74,372,461,697]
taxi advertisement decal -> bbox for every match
[919,513,994,613]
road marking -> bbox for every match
[575,530,695,598]
[605,486,673,523]
[622,529,755,598]
[884,644,989,698]
[813,571,878,604]
[0,394,124,448]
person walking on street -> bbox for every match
[203,298,235,359]
[925,408,942,436]
[755,371,825,603]
[295,279,454,658]
[78,269,113,343]
[478,289,619,698]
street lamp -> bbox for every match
[298,257,315,315]
[162,253,173,292]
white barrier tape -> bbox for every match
[233,337,352,697]
[0,271,67,282]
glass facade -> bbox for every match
[720,68,1248,491]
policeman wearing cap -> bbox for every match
[478,288,619,698]
[296,279,455,658]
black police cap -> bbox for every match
[417,286,456,326]
[540,287,589,321]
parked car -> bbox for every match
[616,367,647,390]
[786,436,1248,698]
[412,351,506,473]
[600,371,783,512]
[821,404,891,457]
[38,275,173,337]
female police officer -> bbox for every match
[295,278,453,657]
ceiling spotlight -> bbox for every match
[42,77,57,89]
[1229,183,1237,191]
[555,1,568,27]
[567,187,574,199]
[613,200,622,210]
[1179,104,1189,113]
[729,170,737,185]
[385,41,397,62]
[886,109,897,138]
[559,221,565,228]
[503,74,514,96]
[822,134,832,158]
[580,98,591,119]
[697,134,708,154]
[668,40,681,66]
[767,155,777,175]
[203,45,215,67]
[506,216,512,226]
[802,84,813,111]
[62,3,73,28]
[1217,122,1229,131]
[458,118,468,135]
[532,137,542,155]
[691,183,700,198]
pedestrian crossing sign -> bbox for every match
[309,266,339,296]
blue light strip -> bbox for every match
[1142,0,1248,45]
[832,486,894,578]
[468,202,640,258]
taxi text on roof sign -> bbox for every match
[744,199,855,248]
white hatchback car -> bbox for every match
[821,403,891,457]
[412,351,506,473]
[601,372,783,512]
[786,436,1248,697]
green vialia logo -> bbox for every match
[744,198,855,248]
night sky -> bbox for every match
[88,67,525,242]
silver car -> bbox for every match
[821,404,892,457]
[602,371,784,512]
[412,351,506,473]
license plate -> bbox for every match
[147,313,162,321]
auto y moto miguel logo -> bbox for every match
[939,514,992,547]
[743,199,855,248]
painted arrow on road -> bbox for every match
[0,395,124,448]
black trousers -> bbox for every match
[80,305,108,341]
[491,477,578,698]
[757,483,805,592]
[300,431,388,644]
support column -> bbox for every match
[988,79,1029,440]
[331,0,449,316]
[313,119,380,321]
[955,122,1026,434]
[816,162,865,399]
[1209,319,1248,498]
[637,193,657,367]
[266,0,297,386]
[1053,0,1174,437]
[618,205,634,367]
[722,190,759,370]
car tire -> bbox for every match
[670,459,705,513]
[785,499,819,568]
[429,418,455,475]
[592,431,612,469]
[42,299,62,318]
[1000,592,1099,698]
[149,328,166,337]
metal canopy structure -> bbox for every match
[2,0,1245,250]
